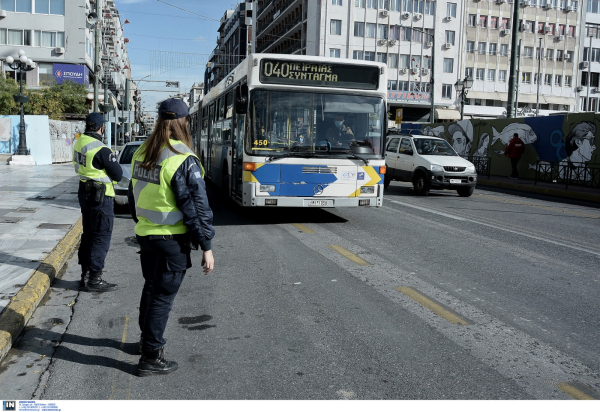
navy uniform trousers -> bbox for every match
[137,234,192,351]
[78,182,114,273]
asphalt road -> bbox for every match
[1,181,599,400]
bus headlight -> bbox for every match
[360,186,375,194]
[260,184,276,192]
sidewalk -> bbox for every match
[0,163,82,362]
[477,175,600,204]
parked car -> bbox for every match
[384,133,477,197]
[114,141,143,205]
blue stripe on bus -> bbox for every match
[279,183,330,197]
[253,164,338,185]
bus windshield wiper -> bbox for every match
[347,152,369,165]
[266,152,319,162]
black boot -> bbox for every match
[137,347,178,377]
[79,269,89,289]
[85,271,118,292]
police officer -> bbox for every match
[127,98,215,377]
[73,113,122,292]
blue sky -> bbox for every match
[114,0,244,116]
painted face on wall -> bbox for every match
[574,135,597,162]
[452,132,467,155]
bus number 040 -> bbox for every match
[263,62,289,78]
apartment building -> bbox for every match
[0,1,132,111]
[579,0,600,111]
[206,1,253,90]
[254,0,465,121]
[461,0,581,118]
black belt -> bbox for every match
[144,234,188,241]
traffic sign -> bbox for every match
[395,108,403,124]
[108,111,135,123]
[166,81,180,88]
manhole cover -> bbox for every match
[16,207,38,213]
[38,223,72,230]
[32,195,56,200]
[0,218,21,224]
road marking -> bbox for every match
[388,199,467,221]
[386,200,600,257]
[328,245,371,266]
[557,381,600,400]
[109,316,130,400]
[292,223,315,234]
[475,193,600,220]
[396,287,472,326]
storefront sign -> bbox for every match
[54,64,88,85]
[388,91,431,103]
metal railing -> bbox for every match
[534,161,600,189]
[462,155,491,178]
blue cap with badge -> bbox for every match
[158,98,189,119]
[85,112,105,130]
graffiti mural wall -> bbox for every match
[48,120,85,163]
[400,113,599,180]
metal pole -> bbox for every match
[430,31,435,123]
[515,39,522,114]
[536,37,542,115]
[93,0,101,111]
[17,66,28,155]
[506,0,521,118]
[125,78,130,140]
[460,91,464,121]
[587,35,592,111]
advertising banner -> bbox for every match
[53,64,88,85]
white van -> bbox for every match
[385,134,477,197]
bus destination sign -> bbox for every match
[259,59,379,90]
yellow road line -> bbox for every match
[558,381,600,400]
[109,316,130,400]
[328,245,371,266]
[292,223,315,234]
[396,287,472,326]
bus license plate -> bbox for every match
[308,200,331,207]
[450,179,462,184]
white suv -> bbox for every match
[385,134,477,197]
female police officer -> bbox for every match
[127,98,215,377]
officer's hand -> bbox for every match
[202,250,214,274]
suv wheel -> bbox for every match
[384,174,391,188]
[413,172,430,196]
[457,187,474,197]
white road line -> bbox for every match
[386,199,600,258]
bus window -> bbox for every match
[217,98,224,121]
[225,91,234,119]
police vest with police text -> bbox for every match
[72,134,116,197]
[131,138,203,237]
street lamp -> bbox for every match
[6,50,36,156]
[454,76,473,120]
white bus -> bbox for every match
[195,53,387,207]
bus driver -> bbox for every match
[326,114,354,147]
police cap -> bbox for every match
[158,98,188,120]
[85,112,105,130]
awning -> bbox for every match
[435,108,461,120]
[543,96,576,106]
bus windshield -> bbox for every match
[248,90,385,158]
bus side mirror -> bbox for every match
[235,95,247,114]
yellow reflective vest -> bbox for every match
[131,138,203,237]
[72,134,116,198]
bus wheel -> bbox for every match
[384,175,391,189]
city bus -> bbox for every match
[195,53,387,207]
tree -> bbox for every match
[25,81,88,120]
[0,74,20,115]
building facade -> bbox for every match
[0,0,133,113]
[460,0,581,118]
[579,0,600,112]
[254,0,465,121]
[206,1,253,91]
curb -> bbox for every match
[478,179,600,204]
[0,218,83,364]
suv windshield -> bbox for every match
[249,90,385,158]
[413,138,458,156]
[119,144,140,165]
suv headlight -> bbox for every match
[465,165,476,173]
[430,164,444,172]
